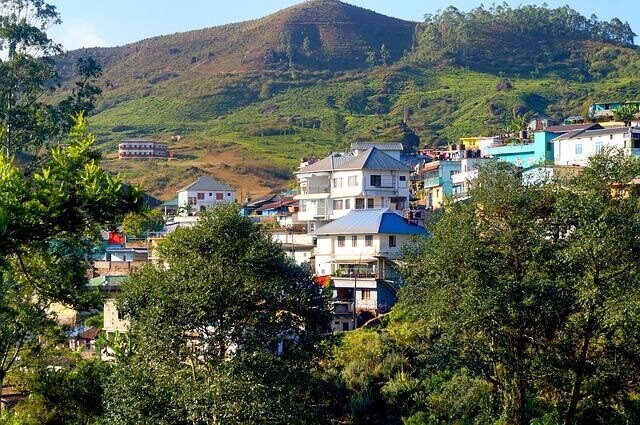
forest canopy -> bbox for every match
[413,4,638,79]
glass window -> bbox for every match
[333,178,343,188]
[367,198,374,209]
[389,235,397,247]
[332,199,343,210]
[337,236,345,247]
[595,141,603,153]
[345,199,351,209]
[216,193,223,200]
[575,144,583,155]
[197,192,205,200]
[348,176,358,186]
[355,198,364,209]
[365,235,373,247]
[399,175,406,182]
[351,236,358,247]
[370,175,381,187]
[362,289,371,300]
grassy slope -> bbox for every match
[88,64,640,201]
[57,0,639,200]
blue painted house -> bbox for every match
[486,123,602,169]
[312,208,428,331]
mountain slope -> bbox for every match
[57,0,415,83]
[52,1,640,201]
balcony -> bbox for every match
[424,176,442,188]
[299,185,330,195]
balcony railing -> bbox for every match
[424,176,442,187]
[299,186,330,195]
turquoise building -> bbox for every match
[485,131,555,169]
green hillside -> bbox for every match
[54,1,640,200]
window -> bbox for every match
[399,175,406,182]
[367,198,374,209]
[337,236,345,247]
[365,235,373,247]
[332,199,343,210]
[344,199,351,209]
[355,198,365,209]
[300,201,307,212]
[575,144,583,155]
[333,177,343,188]
[370,175,381,187]
[595,141,603,153]
[351,236,358,247]
[227,193,231,197]
[399,175,407,187]
[389,235,397,247]
[209,193,213,196]
[216,193,223,200]
[361,289,371,300]
[348,176,358,186]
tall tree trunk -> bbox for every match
[565,319,593,425]
[516,332,528,425]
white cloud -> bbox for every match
[56,22,106,51]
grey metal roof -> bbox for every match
[178,176,235,192]
[553,126,635,141]
[313,208,428,236]
[350,141,404,151]
[295,153,355,173]
[336,147,412,172]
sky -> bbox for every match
[48,0,640,51]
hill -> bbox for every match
[53,1,640,201]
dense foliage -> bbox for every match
[104,205,332,424]
[413,4,639,79]
[0,115,142,394]
[328,151,640,424]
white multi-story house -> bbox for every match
[177,175,235,214]
[295,147,412,230]
[553,126,640,166]
[313,208,428,332]
[118,138,169,158]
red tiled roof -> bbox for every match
[79,327,101,340]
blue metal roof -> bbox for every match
[313,209,429,236]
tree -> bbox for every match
[365,51,376,68]
[551,149,640,424]
[0,0,61,156]
[9,357,111,425]
[0,116,143,392]
[401,163,565,424]
[398,152,640,424]
[613,103,638,126]
[0,1,104,157]
[104,205,331,424]
[121,208,165,238]
[379,44,390,66]
[55,57,104,136]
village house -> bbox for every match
[312,208,428,332]
[177,175,236,214]
[553,126,640,166]
[295,146,412,231]
[420,145,494,209]
[118,138,170,159]
[87,275,130,338]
